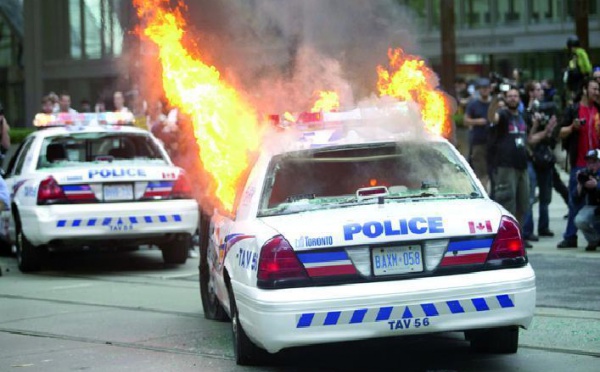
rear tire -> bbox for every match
[16,223,42,272]
[161,234,190,264]
[229,282,268,365]
[199,215,227,321]
[467,326,519,354]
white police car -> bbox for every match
[2,113,199,272]
[199,106,536,365]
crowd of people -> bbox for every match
[456,36,600,251]
[21,35,600,255]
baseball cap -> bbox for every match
[476,78,491,88]
[585,149,600,160]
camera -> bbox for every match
[579,118,587,126]
[489,72,511,95]
[578,169,594,184]
[529,100,557,127]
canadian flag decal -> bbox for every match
[468,220,493,234]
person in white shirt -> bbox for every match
[58,93,78,114]
[113,91,131,113]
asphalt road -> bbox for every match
[1,248,599,371]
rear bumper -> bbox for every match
[20,200,199,246]
[233,265,536,353]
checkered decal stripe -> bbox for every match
[56,215,183,228]
[296,294,515,328]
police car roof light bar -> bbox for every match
[33,112,136,129]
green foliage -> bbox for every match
[9,128,36,144]
[453,113,465,127]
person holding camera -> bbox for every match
[573,149,600,251]
[523,81,558,242]
[557,77,600,248]
[489,87,530,226]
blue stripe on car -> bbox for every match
[447,238,494,251]
[55,214,184,228]
[295,294,515,328]
[297,251,349,263]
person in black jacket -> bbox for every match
[489,87,530,225]
[573,149,600,251]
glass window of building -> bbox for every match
[463,0,491,29]
[566,0,598,18]
[0,18,12,67]
[69,0,124,60]
[496,0,523,25]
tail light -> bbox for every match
[486,216,526,264]
[257,235,309,289]
[171,173,193,199]
[37,176,67,205]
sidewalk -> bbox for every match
[525,167,600,258]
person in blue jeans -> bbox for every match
[522,81,559,243]
[557,78,600,248]
[573,149,600,251]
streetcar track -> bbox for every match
[1,325,598,361]
[0,294,203,319]
[0,327,233,361]
[519,344,600,358]
[7,271,200,288]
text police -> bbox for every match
[344,217,445,240]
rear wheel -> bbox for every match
[199,215,227,320]
[16,222,42,272]
[229,282,268,365]
[161,234,190,264]
[467,326,519,354]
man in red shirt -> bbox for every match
[557,77,600,248]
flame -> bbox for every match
[134,0,262,213]
[311,90,340,113]
[283,112,295,122]
[376,48,452,137]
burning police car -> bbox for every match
[2,113,199,272]
[199,106,536,365]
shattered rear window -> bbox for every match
[37,132,168,169]
[258,141,480,216]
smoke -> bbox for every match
[131,0,442,214]
[181,0,420,113]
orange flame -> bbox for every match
[311,90,340,113]
[134,0,262,213]
[376,48,452,137]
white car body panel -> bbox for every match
[202,115,535,355]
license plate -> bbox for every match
[372,245,423,276]
[103,184,133,201]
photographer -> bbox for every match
[557,77,600,249]
[573,149,600,251]
[489,87,529,225]
[523,81,558,242]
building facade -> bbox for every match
[22,0,138,127]
[7,0,600,128]
[409,0,599,83]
